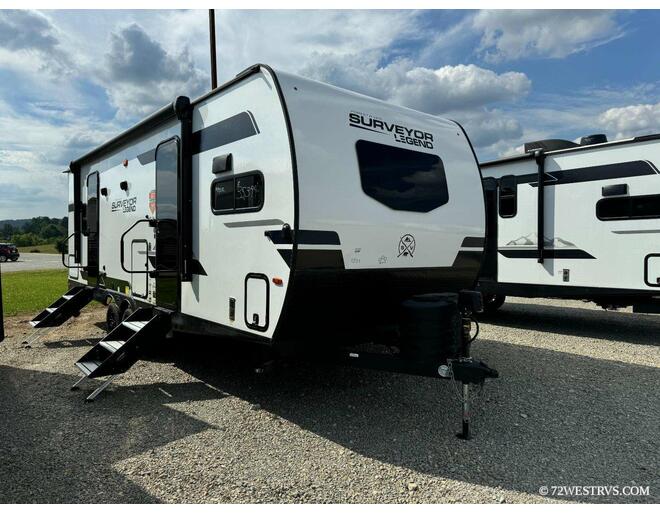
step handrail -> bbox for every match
[61,233,86,269]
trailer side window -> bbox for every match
[211,172,263,214]
[596,193,660,220]
[356,140,448,213]
[498,175,517,218]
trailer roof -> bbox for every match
[69,64,267,170]
[480,132,660,167]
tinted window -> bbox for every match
[156,140,178,222]
[211,172,263,214]
[498,175,517,218]
[356,140,448,213]
[235,174,263,210]
[597,194,660,220]
[213,179,235,211]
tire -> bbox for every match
[121,307,134,321]
[0,255,7,263]
[10,257,18,262]
[482,294,506,314]
[106,303,121,332]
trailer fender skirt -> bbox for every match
[450,358,499,384]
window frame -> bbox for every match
[355,139,449,213]
[596,193,660,221]
[498,174,518,219]
[210,170,265,215]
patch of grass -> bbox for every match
[1,269,68,316]
[17,244,59,254]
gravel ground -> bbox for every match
[1,253,64,272]
[0,298,658,504]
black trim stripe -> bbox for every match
[452,250,483,269]
[498,248,595,259]
[512,160,658,188]
[134,111,259,167]
[277,249,293,267]
[137,149,156,165]
[193,111,259,155]
[296,249,345,270]
[461,236,485,248]
[267,229,340,245]
[277,249,345,269]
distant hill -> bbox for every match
[0,219,32,230]
[0,216,67,250]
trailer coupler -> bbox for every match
[439,358,498,440]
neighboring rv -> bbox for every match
[479,134,660,313]
[25,64,496,408]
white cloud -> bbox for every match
[98,23,208,119]
[302,53,531,114]
[473,10,624,62]
[453,110,523,149]
[598,102,660,139]
[0,99,121,219]
[0,10,72,75]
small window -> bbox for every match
[213,179,235,212]
[211,171,263,214]
[597,193,660,220]
[356,140,448,213]
[235,174,263,210]
[498,175,517,218]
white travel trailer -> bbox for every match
[479,134,660,313]
[24,64,496,425]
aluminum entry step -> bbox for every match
[63,295,73,300]
[99,340,125,353]
[76,360,103,376]
[46,308,56,313]
[122,321,149,332]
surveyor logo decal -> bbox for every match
[148,190,156,215]
[398,234,416,257]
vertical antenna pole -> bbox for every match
[209,9,218,90]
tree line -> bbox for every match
[0,217,68,251]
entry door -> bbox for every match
[85,171,100,280]
[154,138,180,309]
[131,240,149,298]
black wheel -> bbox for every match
[121,307,134,321]
[482,294,506,314]
[10,257,18,262]
[106,303,121,332]
[0,255,7,263]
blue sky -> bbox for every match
[1,9,660,219]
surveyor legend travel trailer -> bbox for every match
[479,133,660,313]
[23,64,496,435]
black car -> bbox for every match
[0,243,19,262]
